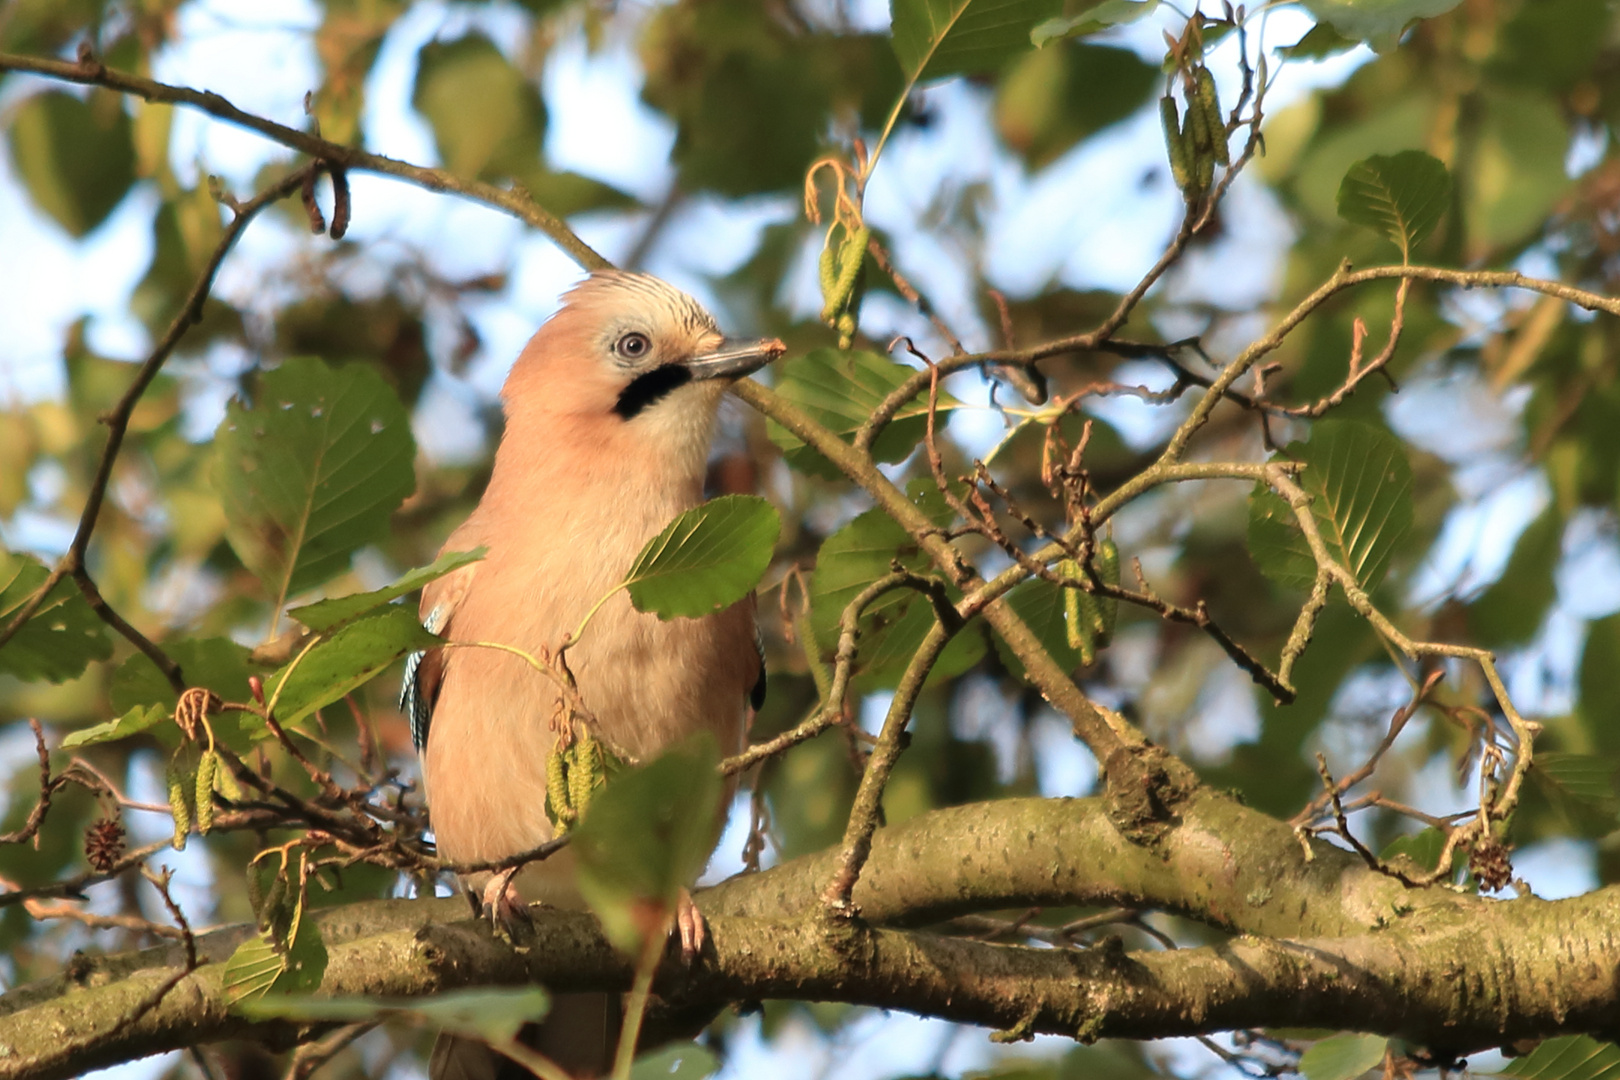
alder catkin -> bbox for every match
[1194,67,1228,166]
[1160,96,1193,191]
[545,746,572,832]
[195,751,218,835]
[166,753,192,850]
[1097,538,1121,646]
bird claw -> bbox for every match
[674,886,707,963]
[479,867,532,943]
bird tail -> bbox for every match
[429,993,620,1080]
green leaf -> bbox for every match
[631,1044,720,1080]
[6,90,136,236]
[222,933,286,1006]
[892,0,1062,84]
[215,356,417,608]
[996,43,1158,168]
[239,987,551,1044]
[1336,151,1451,260]
[60,704,168,750]
[1030,0,1159,46]
[411,33,545,181]
[1301,0,1464,41]
[572,736,724,954]
[262,605,439,728]
[809,483,985,688]
[1246,421,1414,593]
[1379,827,1446,872]
[767,349,962,478]
[289,548,485,632]
[110,637,257,714]
[1526,753,1620,838]
[1299,1034,1388,1080]
[1499,1038,1620,1080]
[991,577,1083,678]
[0,552,112,683]
[622,496,780,620]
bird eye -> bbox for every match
[615,332,651,360]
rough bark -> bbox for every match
[1,791,1617,1079]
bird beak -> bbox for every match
[684,337,788,381]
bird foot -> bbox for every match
[674,886,707,963]
[479,867,533,945]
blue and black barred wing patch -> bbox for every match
[402,604,448,754]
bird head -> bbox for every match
[502,271,786,439]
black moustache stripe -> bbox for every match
[614,364,693,419]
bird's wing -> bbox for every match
[402,562,477,754]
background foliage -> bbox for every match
[3,0,1620,1078]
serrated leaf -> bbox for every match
[892,0,1062,84]
[1302,0,1463,41]
[809,482,985,688]
[262,605,439,728]
[1246,421,1413,593]
[572,736,724,954]
[215,357,416,608]
[222,933,287,1006]
[622,496,780,620]
[1336,151,1451,260]
[1527,753,1620,838]
[6,89,136,237]
[289,548,486,632]
[226,853,327,1007]
[239,987,551,1043]
[0,552,113,683]
[1030,0,1159,45]
[60,704,168,749]
[1499,1038,1620,1080]
[1300,1034,1388,1080]
[631,1045,720,1080]
[767,349,962,478]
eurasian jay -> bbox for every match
[401,270,783,1078]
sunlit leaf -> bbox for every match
[1030,0,1160,46]
[892,0,1062,83]
[809,483,984,688]
[215,356,416,608]
[1302,0,1464,41]
[1299,1033,1388,1080]
[768,349,961,478]
[60,704,168,750]
[622,496,780,620]
[1499,1037,1620,1080]
[262,605,439,728]
[289,548,486,632]
[412,33,544,180]
[0,552,112,683]
[6,89,136,236]
[631,1044,721,1080]
[572,737,724,954]
[1246,421,1414,593]
[1336,150,1451,260]
[1526,753,1620,838]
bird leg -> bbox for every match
[478,866,532,943]
[674,886,707,962]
